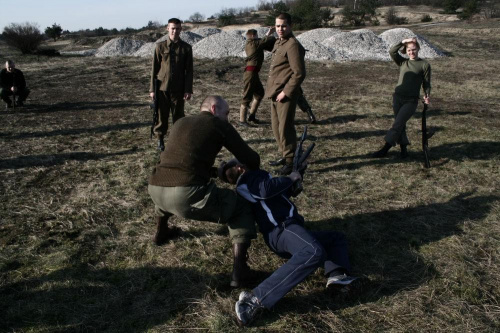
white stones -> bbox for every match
[379,28,445,59]
[192,31,246,59]
[94,38,146,57]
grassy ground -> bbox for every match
[0,19,499,332]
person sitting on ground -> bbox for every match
[220,161,358,326]
[372,37,431,159]
[0,60,30,109]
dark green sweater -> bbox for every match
[390,42,431,99]
[149,112,260,187]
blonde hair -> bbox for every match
[401,40,420,54]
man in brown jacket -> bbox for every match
[149,18,193,151]
[265,13,306,175]
[148,95,260,287]
[239,28,276,126]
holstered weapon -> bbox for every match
[150,79,160,139]
[422,101,431,168]
[291,126,315,197]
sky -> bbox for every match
[0,0,261,32]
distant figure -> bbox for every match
[0,60,30,109]
[265,13,306,175]
[372,37,431,158]
[239,28,276,127]
[149,18,193,151]
[147,95,260,288]
[221,162,358,326]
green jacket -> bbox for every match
[390,42,431,98]
[150,38,193,94]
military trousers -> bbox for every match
[270,95,298,163]
[0,87,30,104]
[154,90,185,138]
[241,71,264,106]
[384,93,419,146]
[253,221,351,309]
[148,181,257,244]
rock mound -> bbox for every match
[379,28,445,59]
[94,38,146,57]
[193,31,246,59]
[322,29,389,61]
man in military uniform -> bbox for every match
[0,60,30,109]
[148,95,260,288]
[265,13,306,175]
[239,28,276,126]
[149,18,193,151]
[372,37,431,159]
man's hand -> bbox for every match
[184,93,192,100]
[275,91,286,102]
[288,171,302,183]
[150,92,155,99]
[266,27,276,36]
[423,94,430,105]
[11,86,17,93]
[402,37,417,44]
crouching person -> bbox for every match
[221,162,358,326]
[0,60,30,109]
[147,96,260,288]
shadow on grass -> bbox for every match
[0,265,219,332]
[12,101,146,114]
[261,192,498,323]
[2,122,149,140]
[0,148,139,170]
[316,114,368,125]
[312,140,500,173]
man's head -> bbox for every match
[167,18,182,42]
[275,13,292,39]
[5,60,15,72]
[403,40,420,60]
[246,29,258,40]
[200,95,230,122]
[224,163,247,184]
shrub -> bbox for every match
[265,1,291,26]
[189,12,205,23]
[421,14,433,22]
[45,23,62,41]
[341,0,380,26]
[458,0,480,19]
[217,9,237,27]
[2,22,44,54]
[385,6,409,25]
[290,0,324,29]
[443,0,463,14]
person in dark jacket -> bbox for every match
[0,60,30,109]
[221,162,358,326]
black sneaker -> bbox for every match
[248,113,260,124]
[235,291,263,326]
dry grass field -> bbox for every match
[0,18,499,332]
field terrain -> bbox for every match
[0,15,499,333]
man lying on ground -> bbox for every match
[220,161,359,326]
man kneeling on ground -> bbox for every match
[221,161,358,326]
[0,60,30,109]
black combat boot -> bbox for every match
[400,144,408,158]
[158,137,165,151]
[230,243,256,288]
[372,142,392,158]
[153,215,180,246]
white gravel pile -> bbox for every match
[379,28,445,59]
[132,42,155,57]
[297,28,342,43]
[299,39,348,61]
[94,38,146,57]
[155,31,203,45]
[190,27,221,38]
[322,29,390,61]
[192,31,246,59]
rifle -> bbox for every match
[421,100,432,168]
[291,126,315,197]
[150,79,159,139]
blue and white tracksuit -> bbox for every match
[236,169,351,309]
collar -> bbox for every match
[278,34,294,45]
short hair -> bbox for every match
[276,13,292,25]
[200,95,224,112]
[246,29,257,36]
[402,40,420,54]
[168,18,182,25]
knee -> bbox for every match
[308,244,326,265]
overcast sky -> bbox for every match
[1,0,261,32]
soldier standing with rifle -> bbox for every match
[372,37,431,159]
[239,28,276,126]
[265,13,306,175]
[0,60,30,110]
[149,18,193,151]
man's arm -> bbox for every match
[422,62,431,103]
[281,42,306,98]
[184,45,194,100]
[149,45,162,97]
[222,123,260,170]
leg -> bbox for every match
[270,100,282,155]
[252,223,326,309]
[154,90,171,139]
[248,74,264,123]
[240,72,253,124]
[309,231,351,275]
[0,88,13,107]
[384,95,418,147]
[16,87,30,105]
[170,93,185,124]
[276,96,298,174]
